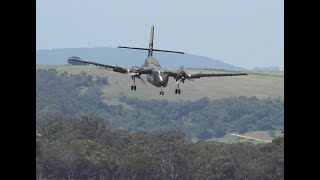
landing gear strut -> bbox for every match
[159,86,164,96]
[131,76,137,91]
[175,82,181,94]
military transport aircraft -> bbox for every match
[68,26,247,95]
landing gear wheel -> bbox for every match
[162,91,164,96]
[134,86,136,91]
[131,86,133,91]
[175,89,178,94]
[178,89,181,94]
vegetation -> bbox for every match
[36,68,284,179]
[36,68,283,140]
[36,115,284,180]
[36,68,109,126]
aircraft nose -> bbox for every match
[159,74,168,82]
[158,74,168,86]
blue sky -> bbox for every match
[36,0,284,69]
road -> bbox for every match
[229,133,272,143]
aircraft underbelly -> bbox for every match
[146,74,168,87]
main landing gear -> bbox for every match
[159,86,164,96]
[175,82,181,94]
[131,76,137,91]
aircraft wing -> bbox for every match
[165,70,178,78]
[68,56,151,74]
[166,68,247,79]
[186,72,248,79]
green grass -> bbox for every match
[36,65,284,102]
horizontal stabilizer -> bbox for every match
[68,56,87,65]
[118,46,184,54]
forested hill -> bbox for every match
[36,47,244,70]
[36,68,284,179]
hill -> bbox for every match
[36,47,245,70]
[36,68,284,140]
[36,65,284,103]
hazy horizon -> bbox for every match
[36,0,284,70]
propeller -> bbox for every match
[138,76,146,84]
[129,65,146,85]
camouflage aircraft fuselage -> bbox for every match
[144,56,169,87]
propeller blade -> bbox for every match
[129,72,137,76]
[139,77,146,84]
[180,65,184,72]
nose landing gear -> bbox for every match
[159,86,164,95]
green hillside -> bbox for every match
[36,65,283,104]
[36,68,284,140]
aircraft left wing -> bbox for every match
[68,56,151,74]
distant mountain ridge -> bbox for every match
[253,66,281,71]
[36,47,245,71]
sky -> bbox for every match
[36,0,284,70]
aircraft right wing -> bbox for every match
[67,56,151,74]
[186,72,248,79]
[165,68,247,81]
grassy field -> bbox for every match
[36,65,284,102]
[207,130,283,144]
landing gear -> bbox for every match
[131,85,136,91]
[175,82,181,94]
[131,76,137,91]
[159,86,164,96]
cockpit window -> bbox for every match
[158,69,168,75]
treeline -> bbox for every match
[36,69,283,140]
[36,115,284,180]
[36,68,109,125]
[119,96,283,139]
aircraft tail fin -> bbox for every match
[148,25,154,56]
